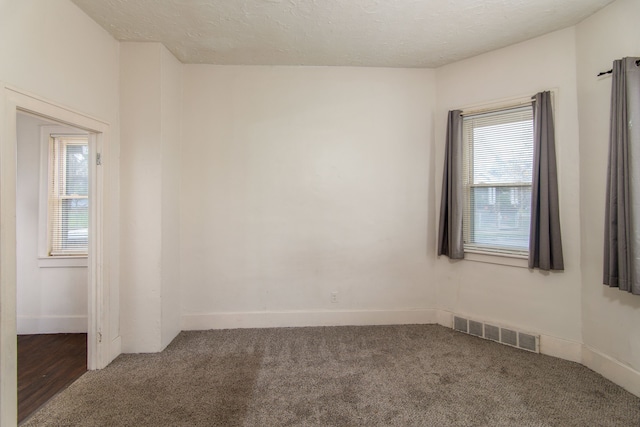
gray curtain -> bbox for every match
[438,110,464,259]
[604,57,640,295]
[529,91,564,271]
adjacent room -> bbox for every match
[1,0,639,425]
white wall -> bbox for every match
[0,0,119,123]
[16,113,87,334]
[2,0,638,411]
[120,42,182,352]
[0,0,121,423]
[120,43,163,352]
[160,47,182,349]
[434,28,583,361]
[180,66,437,329]
[0,0,120,344]
[575,0,640,395]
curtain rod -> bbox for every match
[597,59,640,77]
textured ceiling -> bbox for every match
[71,0,614,68]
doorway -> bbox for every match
[15,112,90,422]
[1,85,113,426]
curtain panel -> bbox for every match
[604,57,640,295]
[437,110,464,259]
[529,91,564,271]
[437,95,564,270]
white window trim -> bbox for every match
[457,94,544,268]
[38,125,89,268]
[464,251,529,269]
[38,256,88,268]
[458,93,540,117]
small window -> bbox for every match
[462,104,533,257]
[48,135,89,256]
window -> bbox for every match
[47,135,89,256]
[462,104,533,257]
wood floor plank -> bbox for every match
[18,333,87,424]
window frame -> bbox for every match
[460,99,535,261]
[38,125,89,267]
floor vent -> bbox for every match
[452,315,539,353]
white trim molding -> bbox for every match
[436,309,454,328]
[17,315,88,335]
[182,308,586,366]
[37,256,88,268]
[1,83,117,426]
[110,336,122,362]
[182,309,438,331]
[0,80,19,426]
[463,252,529,269]
[539,334,582,363]
[583,345,640,398]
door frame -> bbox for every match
[1,84,113,425]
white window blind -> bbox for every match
[48,135,89,256]
[462,105,533,256]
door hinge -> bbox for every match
[96,153,102,166]
[98,331,103,343]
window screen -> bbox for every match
[462,105,533,256]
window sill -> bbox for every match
[38,256,88,268]
[464,251,529,269]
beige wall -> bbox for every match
[576,0,640,395]
[434,28,583,361]
[180,66,437,328]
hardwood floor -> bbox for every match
[18,333,87,424]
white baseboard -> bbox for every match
[539,334,582,363]
[182,309,438,331]
[436,310,453,328]
[109,335,122,364]
[182,309,581,361]
[17,315,87,334]
[583,345,640,397]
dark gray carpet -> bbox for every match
[23,325,640,426]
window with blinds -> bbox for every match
[462,104,533,256]
[48,135,89,256]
